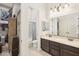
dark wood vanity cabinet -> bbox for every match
[49,41,60,56]
[60,44,79,56]
[41,38,50,53]
[60,49,79,56]
[41,38,79,56]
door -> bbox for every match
[8,17,17,51]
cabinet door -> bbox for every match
[50,41,60,56]
[50,47,60,56]
[60,44,79,56]
[61,49,79,56]
[41,38,49,53]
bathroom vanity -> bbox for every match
[40,11,79,56]
[41,36,79,56]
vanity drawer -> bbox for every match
[41,38,49,43]
[50,44,59,50]
[60,44,79,54]
[50,41,60,47]
[61,48,79,56]
[41,38,49,46]
[50,48,60,56]
[50,41,60,56]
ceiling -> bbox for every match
[0,3,13,8]
[0,3,20,11]
[0,3,13,11]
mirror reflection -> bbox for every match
[52,12,79,39]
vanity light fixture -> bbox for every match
[50,3,70,12]
[50,8,53,13]
[64,3,70,8]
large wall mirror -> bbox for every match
[52,12,79,39]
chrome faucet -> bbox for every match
[68,37,74,41]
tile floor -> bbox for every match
[0,43,10,56]
[0,44,50,56]
[29,48,51,56]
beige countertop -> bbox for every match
[41,35,79,48]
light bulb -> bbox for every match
[50,10,53,14]
[50,8,53,19]
[65,3,69,8]
[59,6,62,10]
[54,8,57,12]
